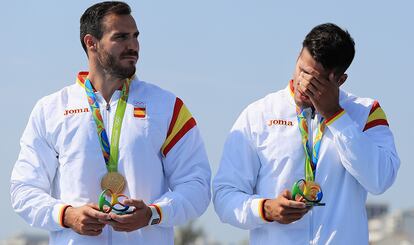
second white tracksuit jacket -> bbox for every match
[213,82,400,244]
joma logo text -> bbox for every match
[267,119,293,126]
[64,108,90,116]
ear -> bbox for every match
[337,73,348,86]
[83,34,97,53]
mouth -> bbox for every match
[121,55,138,61]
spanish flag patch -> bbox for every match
[134,106,146,118]
[363,100,389,131]
[161,97,196,157]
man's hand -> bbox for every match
[101,199,151,232]
[263,190,310,224]
[297,67,342,119]
[64,203,110,236]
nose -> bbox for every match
[128,37,139,52]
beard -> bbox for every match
[97,49,137,79]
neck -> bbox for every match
[88,65,125,103]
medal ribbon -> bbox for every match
[83,78,130,172]
[296,107,326,182]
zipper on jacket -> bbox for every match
[106,102,111,137]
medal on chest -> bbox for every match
[291,107,326,206]
[80,74,131,195]
[101,172,126,194]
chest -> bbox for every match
[254,114,343,184]
[50,100,169,165]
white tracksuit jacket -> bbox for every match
[213,83,400,245]
[10,72,211,244]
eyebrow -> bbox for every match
[113,31,140,37]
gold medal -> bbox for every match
[292,179,323,203]
[101,172,126,194]
[302,181,321,201]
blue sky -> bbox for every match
[1,1,412,243]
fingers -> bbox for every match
[301,66,332,85]
[281,189,292,199]
[280,190,306,209]
[122,198,146,209]
[80,228,104,236]
[82,223,105,231]
[67,204,112,236]
[264,189,310,224]
[105,219,135,232]
[279,213,308,224]
[105,205,150,232]
[284,200,306,209]
[109,212,134,224]
[84,206,110,221]
[298,71,324,99]
[85,203,100,211]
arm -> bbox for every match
[212,109,267,230]
[10,101,109,234]
[298,67,400,194]
[325,103,400,194]
[10,101,66,231]
[153,98,211,227]
[213,109,312,229]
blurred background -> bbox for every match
[1,1,413,244]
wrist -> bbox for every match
[145,206,152,225]
[325,107,345,125]
[147,205,161,226]
[61,205,73,228]
[262,199,273,222]
[323,106,343,121]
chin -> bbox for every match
[294,96,313,109]
[111,66,136,79]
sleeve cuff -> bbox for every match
[52,203,71,229]
[251,198,272,223]
[150,202,166,225]
[149,204,163,224]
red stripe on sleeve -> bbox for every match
[166,98,183,137]
[369,100,380,115]
[162,117,196,156]
[363,119,389,132]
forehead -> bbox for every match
[101,14,138,34]
[297,48,330,76]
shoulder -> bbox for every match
[230,88,291,137]
[33,83,81,117]
[130,79,178,113]
[132,79,175,101]
[245,89,288,114]
[239,88,291,125]
[340,90,374,109]
[339,90,389,131]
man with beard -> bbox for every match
[10,2,211,244]
[213,23,400,244]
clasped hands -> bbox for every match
[63,199,151,236]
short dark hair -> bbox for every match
[303,23,355,74]
[80,1,131,53]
